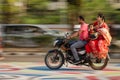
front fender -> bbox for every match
[48,49,65,61]
[48,49,59,53]
[48,49,63,55]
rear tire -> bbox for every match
[89,56,109,70]
[45,50,64,70]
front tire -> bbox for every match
[45,50,64,70]
[89,55,109,70]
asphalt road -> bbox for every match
[0,54,120,80]
[0,61,120,80]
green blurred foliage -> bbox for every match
[0,0,120,24]
[27,0,49,11]
[7,0,21,12]
[80,0,117,23]
[20,11,62,24]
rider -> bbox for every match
[88,24,98,40]
[86,13,112,59]
[67,16,88,64]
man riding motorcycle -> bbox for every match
[45,14,110,70]
[67,16,88,64]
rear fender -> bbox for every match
[107,53,110,60]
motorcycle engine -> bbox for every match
[66,50,74,62]
[66,50,87,64]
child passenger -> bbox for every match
[88,24,98,40]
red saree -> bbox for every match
[85,23,112,59]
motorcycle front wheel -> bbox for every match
[89,54,109,70]
[45,50,64,70]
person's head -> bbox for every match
[97,13,105,22]
[88,24,94,30]
[78,16,85,24]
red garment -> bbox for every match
[85,22,111,59]
[93,21,109,30]
[89,30,94,34]
[93,21,98,26]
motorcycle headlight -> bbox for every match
[53,40,59,47]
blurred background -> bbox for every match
[0,0,120,58]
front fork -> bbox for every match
[53,50,61,63]
[52,48,68,67]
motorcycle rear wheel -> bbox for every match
[89,55,109,70]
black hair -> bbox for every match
[88,23,93,27]
[78,16,85,21]
[97,13,105,21]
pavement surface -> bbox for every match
[0,51,119,80]
[0,55,120,80]
[0,62,120,80]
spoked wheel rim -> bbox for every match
[45,52,63,69]
[89,54,109,70]
[90,57,107,66]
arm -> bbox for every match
[69,29,83,39]
[68,31,78,39]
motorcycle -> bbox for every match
[45,33,110,70]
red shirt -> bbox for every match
[79,23,88,40]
